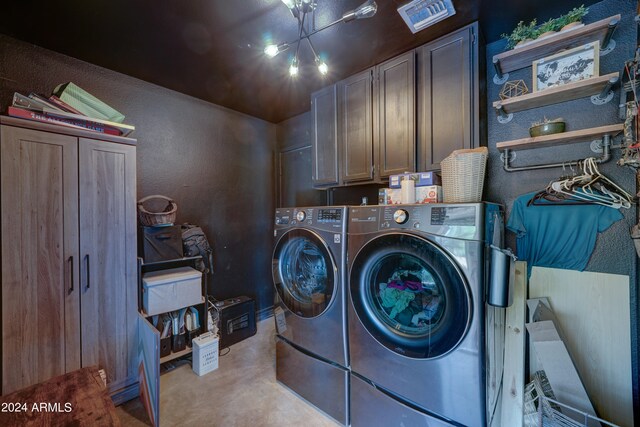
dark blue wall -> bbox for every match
[484,0,638,417]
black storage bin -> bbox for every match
[139,225,183,263]
[172,332,186,352]
[185,327,201,347]
[160,336,172,358]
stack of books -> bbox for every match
[7,82,135,137]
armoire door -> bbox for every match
[79,137,137,399]
[0,126,80,394]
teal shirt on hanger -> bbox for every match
[507,191,623,276]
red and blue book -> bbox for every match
[9,92,135,137]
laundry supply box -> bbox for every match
[415,186,443,203]
[389,172,440,188]
[142,266,203,316]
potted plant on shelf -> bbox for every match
[556,5,589,31]
[537,18,560,39]
[501,19,539,49]
[501,5,589,50]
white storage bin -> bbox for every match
[192,332,219,376]
[142,266,202,315]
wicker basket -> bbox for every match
[441,147,488,203]
[137,195,177,226]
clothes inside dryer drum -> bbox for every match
[273,229,336,318]
[370,253,445,337]
[281,236,328,303]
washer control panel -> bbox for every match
[275,207,347,232]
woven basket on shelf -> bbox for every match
[137,195,177,226]
[441,147,488,203]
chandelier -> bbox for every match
[264,0,378,77]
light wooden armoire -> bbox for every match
[0,116,138,403]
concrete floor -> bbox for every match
[117,318,339,426]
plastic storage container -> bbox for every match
[142,266,202,315]
[192,332,219,376]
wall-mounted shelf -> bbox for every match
[494,72,619,117]
[497,124,622,172]
[492,14,620,82]
[496,124,623,151]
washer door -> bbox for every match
[273,229,336,318]
[350,233,471,359]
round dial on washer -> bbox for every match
[296,211,306,222]
[393,209,409,224]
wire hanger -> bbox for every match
[528,157,633,209]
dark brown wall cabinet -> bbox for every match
[418,23,480,170]
[311,23,480,187]
[311,85,339,186]
[376,52,416,178]
[312,51,416,187]
[338,68,375,184]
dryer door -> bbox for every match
[350,233,471,359]
[273,229,336,318]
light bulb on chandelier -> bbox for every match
[266,0,377,77]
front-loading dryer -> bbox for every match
[347,203,499,427]
[272,206,349,425]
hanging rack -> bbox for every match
[500,132,616,172]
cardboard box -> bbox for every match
[415,186,442,204]
[378,188,402,205]
[142,267,203,315]
[389,172,440,188]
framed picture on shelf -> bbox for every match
[533,42,600,91]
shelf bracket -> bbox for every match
[492,58,509,85]
[495,104,513,124]
[590,75,618,105]
[500,149,516,165]
[600,38,616,56]
[601,17,620,52]
[501,134,613,172]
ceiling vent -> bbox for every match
[397,0,456,34]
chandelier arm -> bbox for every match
[294,12,306,59]
[304,36,320,60]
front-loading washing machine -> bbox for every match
[347,203,500,427]
[272,206,349,425]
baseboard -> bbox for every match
[111,381,139,406]
[257,305,273,321]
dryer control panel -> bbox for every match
[349,204,485,241]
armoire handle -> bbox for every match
[68,256,74,294]
[85,254,91,290]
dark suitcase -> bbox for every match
[139,225,183,263]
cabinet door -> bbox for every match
[311,85,339,187]
[79,138,137,399]
[338,68,374,183]
[418,24,475,170]
[376,51,416,178]
[1,126,80,394]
